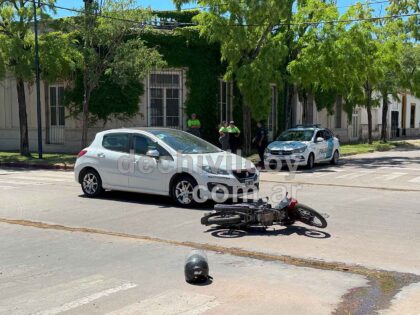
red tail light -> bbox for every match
[288,198,298,209]
[77,150,87,158]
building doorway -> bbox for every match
[391,111,399,138]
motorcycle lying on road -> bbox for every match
[201,193,327,229]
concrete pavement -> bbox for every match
[1,223,366,315]
[1,148,420,314]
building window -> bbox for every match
[48,85,65,144]
[267,85,277,140]
[351,110,359,139]
[410,104,416,128]
[219,79,233,123]
[148,71,183,128]
[49,86,65,126]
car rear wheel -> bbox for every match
[81,169,103,197]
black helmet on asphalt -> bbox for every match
[184,250,210,284]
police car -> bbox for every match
[264,125,340,170]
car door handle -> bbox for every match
[97,153,106,158]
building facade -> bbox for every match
[291,92,420,143]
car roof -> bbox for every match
[98,127,182,135]
[287,127,319,131]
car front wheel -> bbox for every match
[331,150,339,165]
[81,169,103,197]
[171,175,198,207]
[306,153,315,169]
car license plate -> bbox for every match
[245,179,254,186]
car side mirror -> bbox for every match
[316,137,324,143]
[146,149,160,159]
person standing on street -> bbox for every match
[253,121,268,168]
[219,121,230,150]
[227,121,240,154]
[187,113,201,137]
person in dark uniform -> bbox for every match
[227,121,240,154]
[253,121,268,168]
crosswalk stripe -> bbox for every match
[335,171,374,179]
[376,172,407,181]
[36,282,137,315]
[408,176,420,184]
[0,179,46,186]
[0,274,135,315]
[106,290,219,315]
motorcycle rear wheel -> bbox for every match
[291,204,327,228]
[201,213,242,227]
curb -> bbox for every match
[0,162,74,171]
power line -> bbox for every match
[182,0,391,12]
[36,1,419,28]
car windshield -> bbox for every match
[149,129,222,154]
[277,130,314,142]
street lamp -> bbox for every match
[33,0,42,159]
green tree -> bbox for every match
[77,0,165,148]
[175,0,348,152]
[182,0,289,153]
[0,1,81,156]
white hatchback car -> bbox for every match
[264,127,340,170]
[75,128,259,206]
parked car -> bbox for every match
[264,126,340,170]
[74,128,259,206]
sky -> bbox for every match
[54,0,387,18]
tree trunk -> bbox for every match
[284,82,295,130]
[16,79,30,157]
[381,92,388,143]
[242,104,252,156]
[366,96,373,145]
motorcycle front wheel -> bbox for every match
[291,204,327,228]
[201,213,242,227]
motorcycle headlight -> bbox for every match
[293,146,307,154]
[201,165,230,175]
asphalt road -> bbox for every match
[1,149,420,314]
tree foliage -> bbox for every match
[65,72,144,125]
[0,0,81,156]
[71,0,165,147]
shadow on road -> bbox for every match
[79,190,214,210]
[206,225,331,239]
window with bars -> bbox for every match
[49,86,65,127]
[218,79,233,123]
[48,85,65,144]
[148,71,182,128]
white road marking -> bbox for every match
[106,290,219,315]
[408,176,420,184]
[0,179,46,186]
[0,184,15,190]
[36,282,137,315]
[336,171,374,179]
[375,172,407,181]
[0,275,134,314]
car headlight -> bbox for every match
[293,146,307,154]
[201,165,230,175]
[264,148,270,154]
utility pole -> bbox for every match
[81,0,94,148]
[33,0,43,159]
